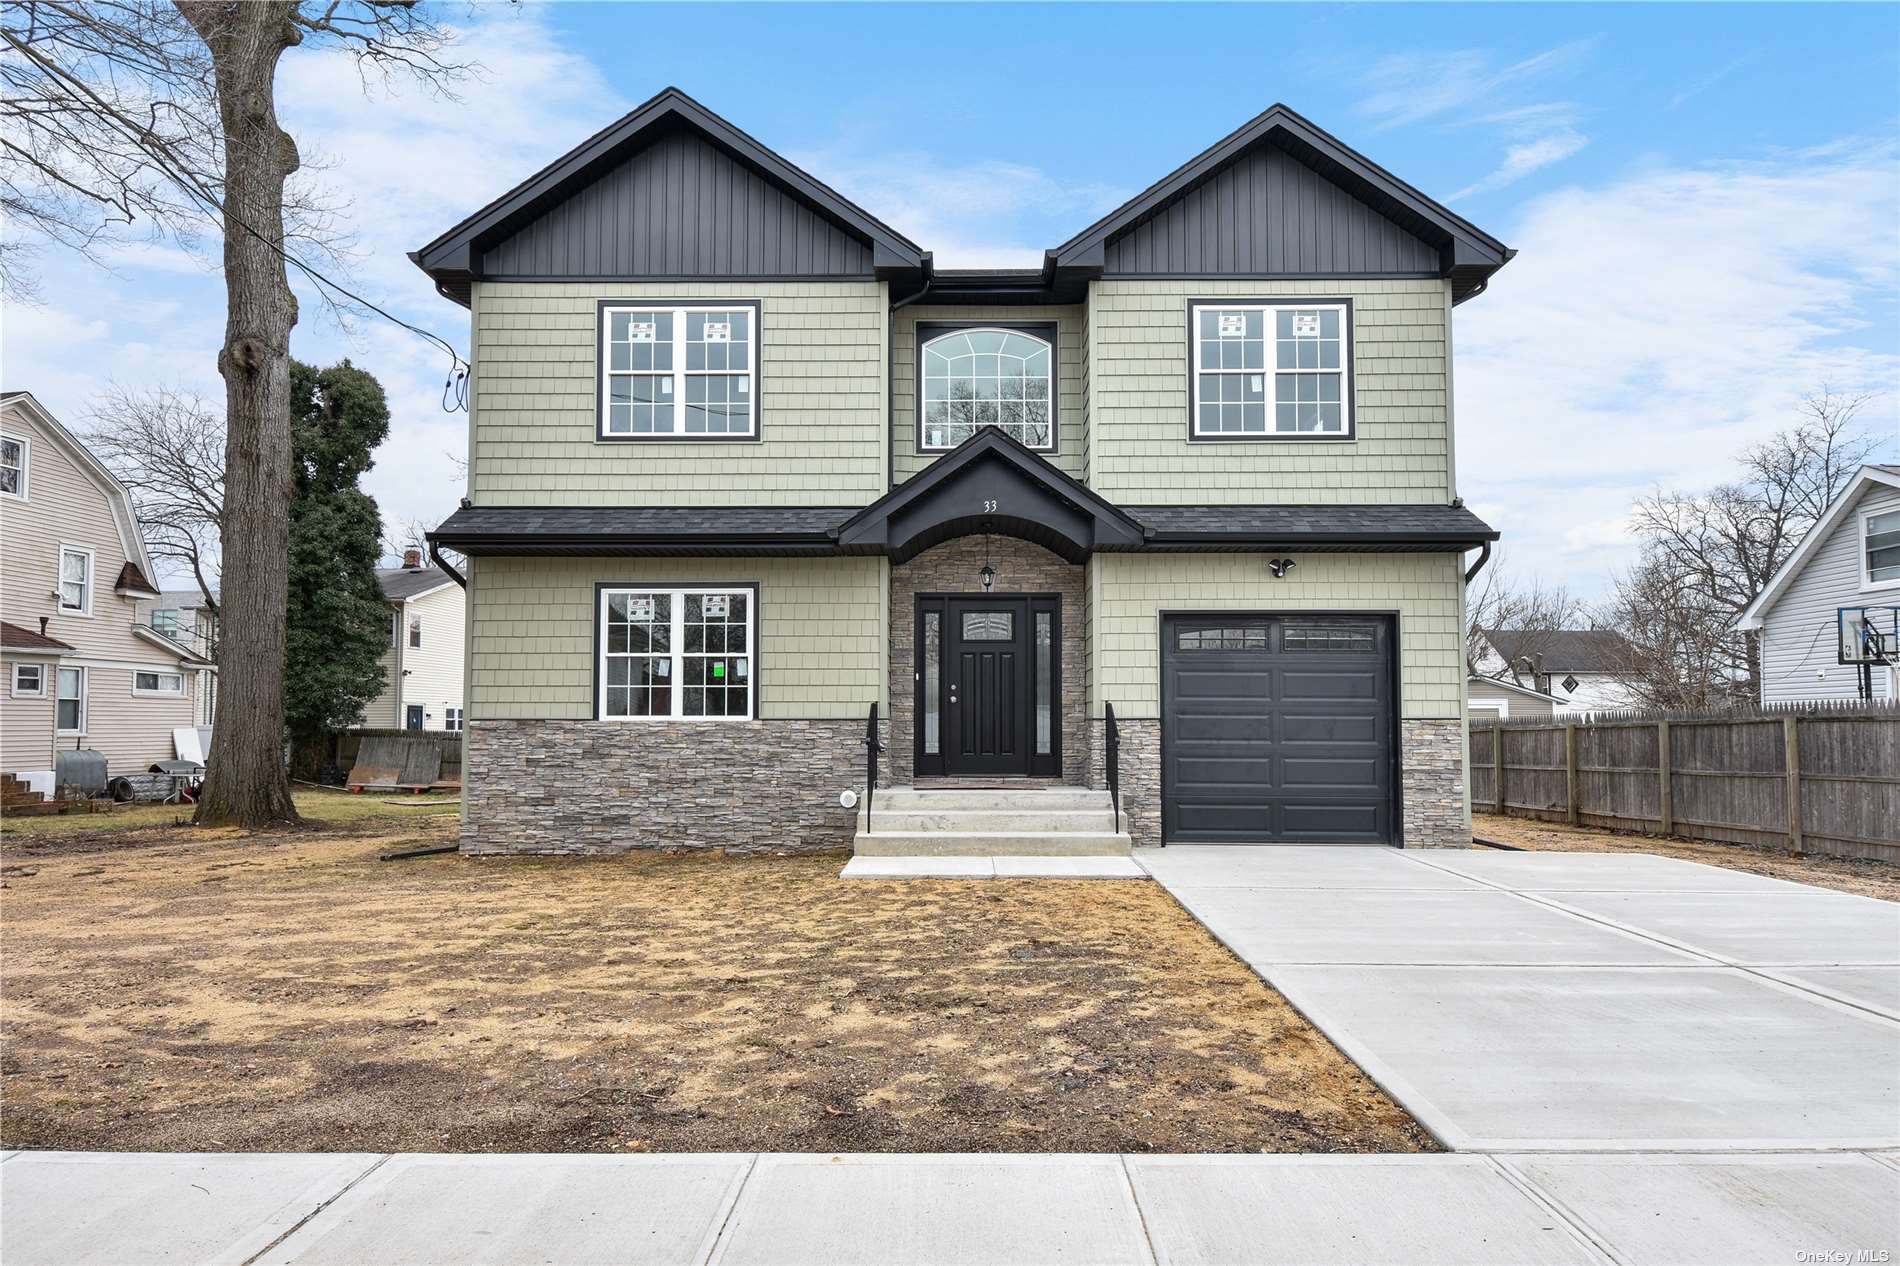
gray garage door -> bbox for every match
[1161,615,1395,844]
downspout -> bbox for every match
[1463,539,1492,584]
[888,261,935,492]
[429,541,467,589]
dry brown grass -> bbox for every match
[1473,814,1900,901]
[1,818,1431,1155]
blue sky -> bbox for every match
[7,2,1897,597]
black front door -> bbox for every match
[915,593,1062,780]
[945,598,1029,775]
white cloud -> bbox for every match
[783,147,1125,268]
[1451,129,1589,200]
[1668,56,1753,110]
[1355,40,1596,131]
[1456,142,1900,597]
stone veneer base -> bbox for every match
[460,714,1466,855]
[461,718,876,856]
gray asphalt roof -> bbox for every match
[431,501,1496,550]
[376,567,454,600]
[1485,629,1635,674]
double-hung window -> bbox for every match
[599,586,754,719]
[58,546,93,614]
[1865,507,1900,588]
[599,302,758,439]
[0,433,26,498]
[12,663,44,697]
[56,667,86,733]
[409,614,422,648]
[150,609,180,637]
[1191,301,1352,438]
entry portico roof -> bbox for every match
[431,429,1498,558]
[832,428,1147,564]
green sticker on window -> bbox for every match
[712,663,725,679]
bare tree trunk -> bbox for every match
[178,0,300,827]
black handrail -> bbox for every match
[1104,702,1121,838]
[862,701,886,830]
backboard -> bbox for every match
[1838,605,1900,665]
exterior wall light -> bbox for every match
[979,564,996,591]
[1268,557,1296,578]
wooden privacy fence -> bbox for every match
[1470,701,1900,863]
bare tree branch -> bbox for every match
[1604,385,1883,703]
[83,380,225,612]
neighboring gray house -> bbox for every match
[415,88,1509,855]
[1739,464,1900,704]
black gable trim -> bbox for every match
[412,87,925,303]
[1048,104,1511,301]
[834,428,1147,564]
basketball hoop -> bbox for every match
[1837,605,1900,701]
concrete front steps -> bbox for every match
[852,785,1132,857]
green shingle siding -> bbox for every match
[891,304,1087,484]
[471,281,889,506]
[469,556,886,720]
[1087,278,1453,505]
[1088,551,1466,721]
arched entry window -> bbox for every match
[919,326,1055,452]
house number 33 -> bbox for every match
[980,500,998,513]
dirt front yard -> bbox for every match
[1,814,1431,1156]
[1473,813,1900,901]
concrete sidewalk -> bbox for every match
[1142,846,1900,1153]
[5,1148,1896,1265]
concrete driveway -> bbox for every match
[1141,846,1900,1153]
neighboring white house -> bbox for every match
[1467,674,1561,721]
[0,391,214,783]
[1738,464,1900,704]
[360,554,465,731]
[1472,628,1639,714]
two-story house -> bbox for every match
[1471,628,1638,715]
[358,553,467,731]
[1,392,214,788]
[417,90,1506,855]
[1739,464,1900,704]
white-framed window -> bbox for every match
[1190,301,1352,439]
[408,614,422,648]
[1863,506,1900,589]
[0,432,26,498]
[56,666,86,733]
[11,663,45,697]
[598,585,754,720]
[445,707,463,732]
[919,326,1056,451]
[58,545,94,614]
[150,609,180,637]
[599,302,758,439]
[133,670,184,696]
